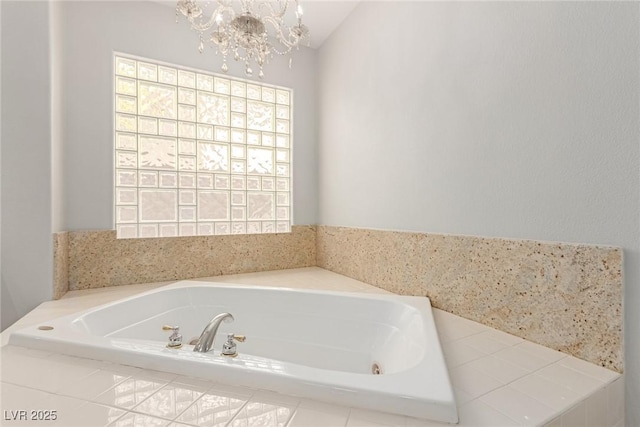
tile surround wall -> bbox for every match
[4,269,624,426]
[60,226,315,291]
[52,224,622,373]
[537,376,624,427]
[316,226,623,373]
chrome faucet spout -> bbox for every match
[193,312,234,353]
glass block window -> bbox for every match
[114,55,292,238]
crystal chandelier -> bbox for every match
[176,0,310,79]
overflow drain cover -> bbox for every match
[371,362,382,375]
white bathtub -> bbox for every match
[9,281,458,423]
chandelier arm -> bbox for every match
[188,3,237,33]
[188,8,220,32]
[263,0,288,20]
[261,15,296,50]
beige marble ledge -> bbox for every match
[316,225,623,373]
[66,225,316,291]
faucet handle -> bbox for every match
[163,325,183,349]
[222,333,245,357]
[232,334,246,342]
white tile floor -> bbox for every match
[0,268,624,427]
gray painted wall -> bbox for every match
[1,1,54,330]
[317,2,639,424]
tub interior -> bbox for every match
[71,286,426,374]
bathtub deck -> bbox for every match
[0,267,624,427]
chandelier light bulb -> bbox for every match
[176,0,310,79]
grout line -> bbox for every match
[478,395,549,427]
[1,380,59,396]
[344,408,353,427]
[284,401,302,427]
[105,409,132,427]
[224,399,251,427]
[555,360,619,386]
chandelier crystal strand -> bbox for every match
[176,0,310,79]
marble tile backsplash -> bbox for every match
[52,224,622,373]
[60,226,316,291]
[316,226,622,373]
[53,232,70,300]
